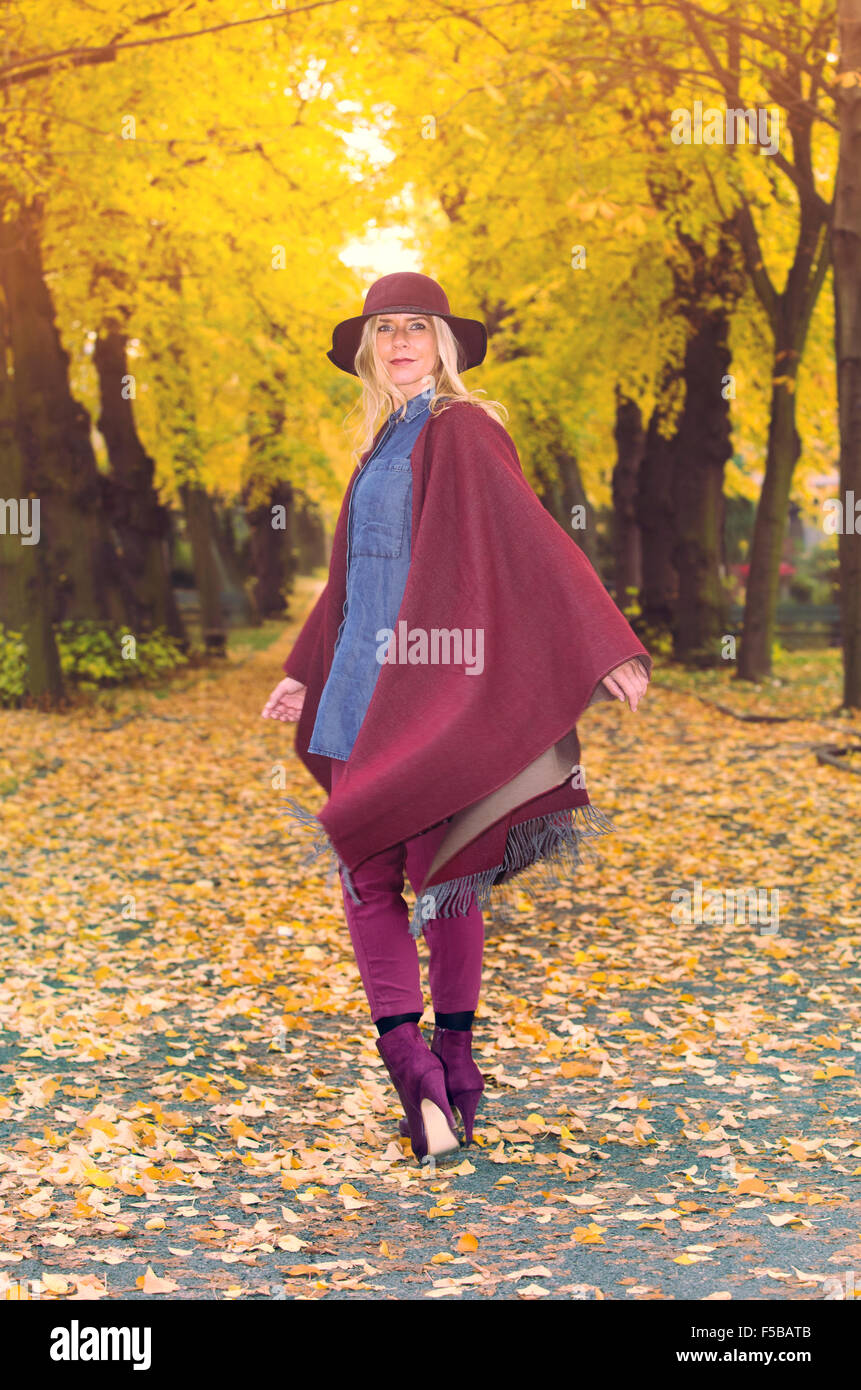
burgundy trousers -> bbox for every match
[329,758,484,1022]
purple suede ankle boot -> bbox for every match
[398,1024,485,1146]
[376,1021,460,1166]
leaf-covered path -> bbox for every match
[1,589,860,1301]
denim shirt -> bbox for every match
[308,383,434,761]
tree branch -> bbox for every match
[0,0,348,88]
[731,196,780,329]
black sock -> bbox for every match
[375,1011,423,1037]
[434,1010,475,1031]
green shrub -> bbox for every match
[0,624,27,704]
[55,620,189,690]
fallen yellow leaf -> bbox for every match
[573,1224,606,1244]
[137,1267,179,1294]
[42,1273,70,1294]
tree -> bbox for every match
[0,190,131,635]
[669,229,741,663]
[833,0,861,707]
[93,320,186,640]
[0,294,63,699]
[611,391,644,607]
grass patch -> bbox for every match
[652,646,854,721]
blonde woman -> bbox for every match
[263,272,651,1167]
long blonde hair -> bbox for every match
[345,313,508,464]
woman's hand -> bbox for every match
[600,658,649,712]
[262,676,307,723]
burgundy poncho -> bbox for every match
[282,398,652,936]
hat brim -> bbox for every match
[327,309,488,378]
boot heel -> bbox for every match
[419,1099,460,1162]
[419,1069,460,1160]
[451,1088,483,1146]
[396,1108,459,1152]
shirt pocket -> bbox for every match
[351,457,412,558]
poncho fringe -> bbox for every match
[282,796,615,939]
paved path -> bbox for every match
[0,588,859,1300]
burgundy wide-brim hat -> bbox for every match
[327,272,488,377]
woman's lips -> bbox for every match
[390,358,414,364]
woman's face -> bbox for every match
[375,313,438,398]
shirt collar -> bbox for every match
[388,383,434,425]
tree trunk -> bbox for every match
[736,361,802,679]
[0,297,63,699]
[93,325,186,641]
[240,378,296,615]
[671,317,732,666]
[537,445,599,568]
[295,498,327,571]
[611,391,644,607]
[561,447,599,569]
[665,230,740,664]
[210,496,257,625]
[245,479,294,618]
[179,483,224,641]
[833,0,861,707]
[0,191,129,627]
[636,396,678,635]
